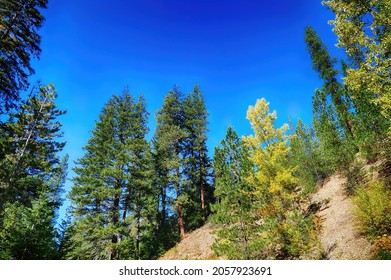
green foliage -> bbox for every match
[67,89,155,260]
[353,180,391,238]
[323,0,391,125]
[212,100,315,260]
[154,86,187,239]
[153,85,212,241]
[305,26,357,171]
[289,119,333,194]
[0,0,48,112]
[211,126,257,259]
[305,26,354,140]
[0,84,67,259]
[182,85,213,230]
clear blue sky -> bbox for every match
[30,0,342,222]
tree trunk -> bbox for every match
[240,220,249,260]
[135,215,141,260]
[199,150,206,221]
[111,180,121,260]
[200,181,206,221]
[177,203,185,239]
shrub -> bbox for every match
[353,181,391,238]
[373,235,391,260]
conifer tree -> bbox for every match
[305,27,356,169]
[289,119,332,194]
[305,26,353,139]
[0,0,48,112]
[305,24,389,160]
[212,126,256,259]
[0,84,67,259]
[68,90,154,260]
[182,85,212,229]
[154,87,187,239]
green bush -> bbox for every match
[353,181,391,238]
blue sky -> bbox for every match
[30,0,342,220]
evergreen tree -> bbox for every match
[305,27,356,170]
[312,89,354,170]
[305,26,354,139]
[182,85,213,229]
[0,84,67,259]
[305,25,389,161]
[0,0,48,113]
[154,87,187,239]
[67,90,154,260]
[211,126,257,259]
[289,119,332,194]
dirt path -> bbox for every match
[312,174,373,259]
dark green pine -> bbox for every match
[182,85,213,230]
[67,89,154,260]
[0,84,67,259]
[211,126,256,260]
[0,0,48,113]
[305,26,354,139]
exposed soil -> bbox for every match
[311,174,374,259]
[159,223,221,260]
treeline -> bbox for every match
[1,0,390,260]
[60,86,213,260]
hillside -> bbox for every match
[160,173,374,260]
[159,223,222,260]
[311,174,373,259]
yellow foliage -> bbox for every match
[244,98,298,198]
[353,180,391,237]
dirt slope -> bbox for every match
[311,174,373,259]
[160,174,374,260]
[159,223,221,260]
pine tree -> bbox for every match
[305,27,356,170]
[305,24,389,160]
[153,86,187,239]
[305,26,354,139]
[0,0,48,113]
[0,84,67,259]
[211,126,257,259]
[67,90,154,260]
[182,85,212,229]
[289,119,332,194]
[312,89,354,170]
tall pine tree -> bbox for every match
[0,84,67,259]
[67,90,154,260]
[153,86,187,239]
[0,0,48,112]
[182,85,213,229]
